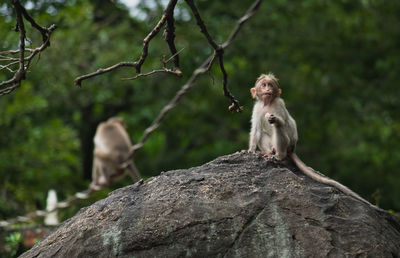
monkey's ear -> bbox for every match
[278,88,282,95]
[118,119,127,128]
[250,88,257,99]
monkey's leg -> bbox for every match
[126,160,142,182]
[271,127,290,160]
[259,134,273,155]
[90,158,106,190]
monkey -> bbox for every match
[90,117,142,190]
[248,73,379,209]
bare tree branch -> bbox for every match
[0,0,56,96]
[74,0,183,87]
[76,48,184,85]
[185,0,244,112]
[135,14,168,73]
[0,0,26,96]
[75,0,260,112]
[222,1,262,48]
[121,48,184,81]
[74,62,138,86]
[184,0,219,49]
[16,0,51,45]
[121,68,180,81]
[123,0,262,163]
[163,1,180,72]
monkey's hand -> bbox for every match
[90,182,105,191]
[247,145,257,153]
[244,150,257,155]
[266,113,276,124]
[263,153,278,162]
[263,147,278,162]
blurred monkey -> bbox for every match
[249,73,377,209]
[90,117,141,190]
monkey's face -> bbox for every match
[251,76,280,103]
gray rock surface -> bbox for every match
[21,152,400,257]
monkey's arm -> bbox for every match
[249,117,262,152]
[265,113,284,127]
[90,158,109,190]
[91,158,100,187]
[249,104,261,152]
[94,148,119,163]
[248,125,257,152]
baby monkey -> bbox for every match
[249,73,376,208]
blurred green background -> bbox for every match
[1,0,399,246]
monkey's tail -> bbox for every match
[289,153,379,210]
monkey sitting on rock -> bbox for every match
[248,73,378,209]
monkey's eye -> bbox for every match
[262,83,267,87]
[268,83,273,87]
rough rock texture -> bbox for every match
[21,152,400,258]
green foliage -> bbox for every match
[0,0,399,234]
[2,232,26,257]
[0,82,80,215]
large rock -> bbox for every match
[21,152,400,257]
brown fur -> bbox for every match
[91,117,141,190]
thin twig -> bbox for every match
[0,48,35,55]
[0,61,19,72]
[164,47,185,65]
[121,68,181,81]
